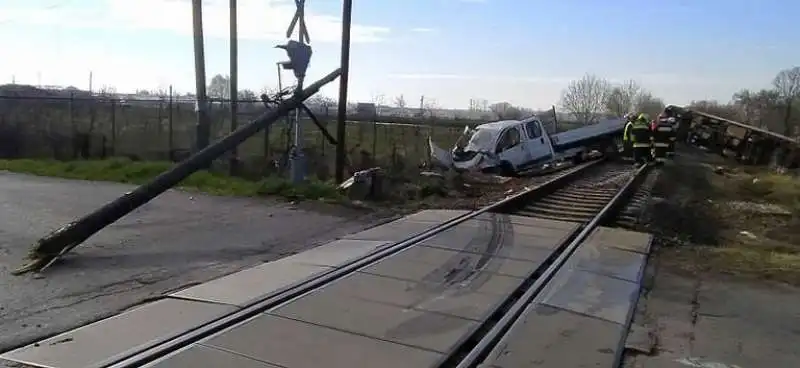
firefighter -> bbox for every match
[622,113,636,158]
[652,115,674,164]
[631,113,652,164]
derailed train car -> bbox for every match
[665,104,799,169]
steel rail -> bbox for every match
[449,162,651,368]
[103,159,608,368]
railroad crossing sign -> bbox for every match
[286,0,310,44]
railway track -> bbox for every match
[441,161,649,367]
[4,158,652,368]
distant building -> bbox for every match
[355,103,377,118]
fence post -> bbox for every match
[414,124,421,159]
[110,99,116,156]
[69,92,76,158]
[87,97,96,159]
[157,97,164,136]
[372,121,377,158]
[168,85,174,161]
[320,120,326,157]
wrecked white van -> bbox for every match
[430,116,625,175]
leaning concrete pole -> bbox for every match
[14,69,343,275]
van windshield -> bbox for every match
[456,128,494,152]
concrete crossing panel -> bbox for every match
[199,314,443,368]
[171,258,332,307]
[0,299,235,368]
[479,226,653,368]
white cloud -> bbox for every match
[388,73,573,84]
[1,0,390,43]
[410,27,436,33]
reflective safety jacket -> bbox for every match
[631,121,652,148]
[623,121,634,142]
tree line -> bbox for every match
[557,74,666,124]
[556,66,800,138]
[124,66,800,136]
[688,67,800,137]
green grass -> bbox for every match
[0,158,343,201]
[736,172,800,212]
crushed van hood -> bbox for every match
[428,137,500,171]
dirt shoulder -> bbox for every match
[624,147,800,368]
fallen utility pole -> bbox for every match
[13,68,343,276]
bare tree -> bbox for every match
[559,74,610,123]
[772,66,800,136]
[489,101,524,120]
[238,89,257,101]
[370,93,385,115]
[307,95,337,115]
[260,86,279,97]
[604,79,641,116]
[208,74,230,100]
[393,95,407,109]
[634,92,665,119]
[98,85,117,96]
[688,99,739,120]
[733,89,781,129]
[393,94,407,116]
[422,98,439,118]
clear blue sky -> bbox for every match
[1,0,798,109]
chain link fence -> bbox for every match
[0,94,468,179]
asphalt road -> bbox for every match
[0,172,384,352]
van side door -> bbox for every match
[495,125,529,169]
[523,120,555,164]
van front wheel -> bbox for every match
[498,161,516,177]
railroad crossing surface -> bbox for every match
[0,173,380,355]
[2,208,653,368]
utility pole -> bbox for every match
[89,71,93,93]
[282,0,312,183]
[335,0,353,183]
[229,0,239,175]
[192,0,211,152]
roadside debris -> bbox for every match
[727,200,793,216]
[338,167,386,201]
[739,230,758,239]
[338,161,539,208]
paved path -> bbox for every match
[624,265,800,368]
[0,172,381,352]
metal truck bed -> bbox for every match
[552,118,625,150]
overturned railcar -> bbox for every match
[665,105,799,169]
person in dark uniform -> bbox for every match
[622,113,636,158]
[652,116,674,164]
[631,114,652,164]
